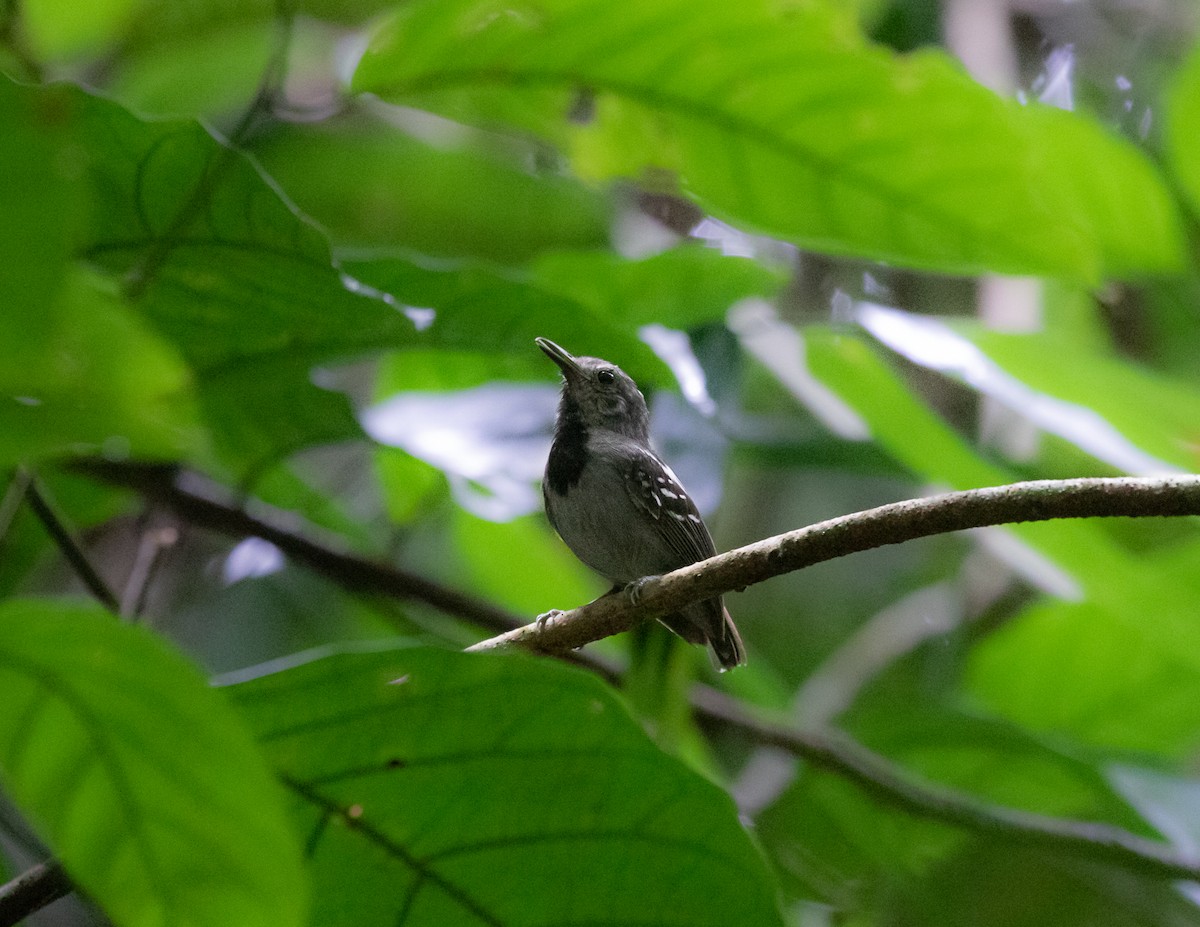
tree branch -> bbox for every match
[691,685,1200,882]
[468,476,1200,654]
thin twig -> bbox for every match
[467,476,1200,655]
[23,470,120,613]
[0,860,72,927]
[119,520,179,620]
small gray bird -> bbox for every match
[537,337,746,670]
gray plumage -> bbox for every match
[536,337,746,670]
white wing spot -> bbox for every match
[660,489,679,500]
[688,514,702,523]
[669,511,689,521]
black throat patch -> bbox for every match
[546,395,588,494]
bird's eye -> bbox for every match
[597,369,616,385]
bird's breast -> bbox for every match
[545,452,673,584]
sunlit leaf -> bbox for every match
[354,0,1182,278]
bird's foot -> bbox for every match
[623,576,661,606]
[535,609,564,630]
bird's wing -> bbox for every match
[623,447,717,567]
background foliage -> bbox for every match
[2,0,1200,924]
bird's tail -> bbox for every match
[659,599,747,671]
[708,604,746,672]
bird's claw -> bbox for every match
[623,576,660,606]
[536,608,564,630]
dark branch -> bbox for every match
[24,471,120,613]
[74,460,522,633]
[0,860,71,927]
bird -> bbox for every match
[536,337,746,670]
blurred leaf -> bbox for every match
[968,327,1200,472]
[0,78,81,325]
[0,599,306,927]
[453,507,603,615]
[1167,39,1200,222]
[856,306,1200,473]
[354,0,1182,278]
[343,254,669,382]
[253,122,611,261]
[968,570,1200,756]
[531,246,785,329]
[0,267,200,464]
[890,841,1198,927]
[110,19,275,117]
[21,0,143,59]
[228,645,783,927]
[759,706,1163,918]
[1110,765,1200,857]
[374,447,444,525]
[851,706,1149,828]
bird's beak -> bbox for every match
[535,337,583,379]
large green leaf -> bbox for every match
[45,82,421,469]
[353,0,1182,279]
[227,644,783,927]
[0,599,306,927]
[253,122,611,261]
[968,597,1200,755]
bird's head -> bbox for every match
[536,337,650,441]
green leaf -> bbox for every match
[228,644,783,927]
[854,306,1200,473]
[53,82,420,468]
[0,79,82,327]
[252,122,611,261]
[343,254,669,382]
[968,598,1200,755]
[1167,40,1200,221]
[0,267,200,464]
[531,246,785,329]
[0,599,306,927]
[758,706,1160,917]
[353,0,1183,278]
